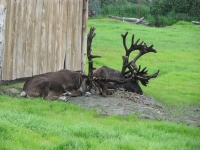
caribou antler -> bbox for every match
[135,66,159,86]
[87,27,117,95]
[87,27,101,74]
[87,27,131,96]
[121,32,159,85]
[86,28,159,96]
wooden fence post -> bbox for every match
[0,1,6,84]
[81,0,88,73]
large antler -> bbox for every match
[121,32,159,85]
[87,27,101,74]
[87,27,115,96]
[87,27,129,96]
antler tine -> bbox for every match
[121,56,137,76]
[121,32,129,53]
[127,35,145,56]
[135,69,160,86]
[144,43,157,53]
[130,43,157,69]
[121,32,146,75]
[121,32,158,69]
[121,33,144,56]
[121,56,129,74]
[87,27,101,74]
[87,27,96,56]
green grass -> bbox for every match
[0,95,200,150]
[0,82,24,90]
[87,18,200,106]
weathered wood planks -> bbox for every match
[0,0,88,80]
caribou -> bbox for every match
[20,69,91,101]
[86,27,159,96]
[20,27,159,100]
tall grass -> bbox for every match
[101,3,150,18]
[87,19,200,106]
[0,95,199,150]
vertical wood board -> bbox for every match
[1,0,88,80]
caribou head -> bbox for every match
[87,27,159,96]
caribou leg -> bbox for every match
[66,90,82,97]
[62,91,71,96]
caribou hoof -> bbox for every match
[85,92,91,97]
[20,91,27,97]
[59,96,68,102]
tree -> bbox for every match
[150,0,173,16]
[173,0,190,14]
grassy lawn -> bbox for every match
[0,95,200,150]
[0,18,200,149]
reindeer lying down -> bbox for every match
[21,27,159,100]
[86,27,159,96]
[20,69,91,101]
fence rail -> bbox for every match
[0,0,88,81]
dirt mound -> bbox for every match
[70,90,200,127]
[1,85,199,127]
[70,91,163,118]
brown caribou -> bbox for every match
[86,27,159,96]
[20,69,91,101]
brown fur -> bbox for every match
[93,66,143,95]
[21,69,89,100]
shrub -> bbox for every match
[175,13,192,22]
[146,15,155,26]
[90,0,199,27]
[88,0,101,15]
[165,11,177,25]
[101,3,150,18]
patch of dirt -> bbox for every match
[1,84,199,127]
[70,90,200,127]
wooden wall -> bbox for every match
[0,0,88,81]
[0,0,6,82]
